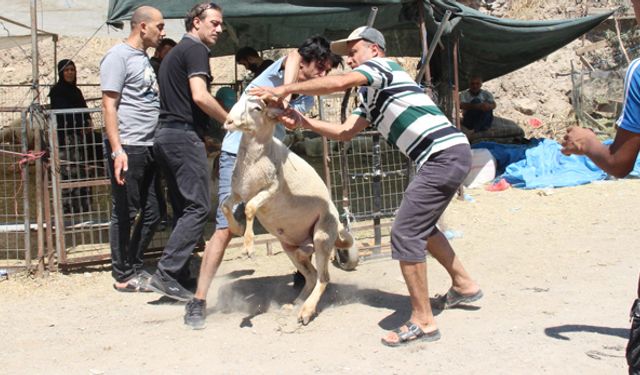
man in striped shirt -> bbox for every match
[250,26,482,347]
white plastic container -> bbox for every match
[463,148,497,188]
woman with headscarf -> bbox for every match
[48,59,91,147]
[48,59,93,213]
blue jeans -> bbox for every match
[105,141,160,282]
[215,151,246,230]
[462,98,493,132]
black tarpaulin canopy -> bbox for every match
[106,0,613,85]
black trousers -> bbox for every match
[105,142,160,282]
[153,126,210,281]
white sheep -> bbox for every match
[223,95,355,325]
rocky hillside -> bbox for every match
[0,0,634,140]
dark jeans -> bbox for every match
[105,142,160,282]
[462,98,493,132]
[153,126,210,281]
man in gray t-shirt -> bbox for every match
[100,6,165,292]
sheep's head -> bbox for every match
[224,95,283,136]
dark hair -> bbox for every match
[158,38,177,49]
[235,47,260,63]
[184,2,222,31]
[298,36,342,68]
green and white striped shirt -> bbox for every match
[353,58,468,168]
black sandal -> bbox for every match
[381,321,441,347]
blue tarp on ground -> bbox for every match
[473,139,640,189]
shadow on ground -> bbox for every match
[208,273,483,329]
[545,324,628,340]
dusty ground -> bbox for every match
[1,179,638,374]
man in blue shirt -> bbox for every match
[562,1,640,371]
[184,36,342,329]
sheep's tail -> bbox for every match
[334,224,354,249]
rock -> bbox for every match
[514,98,538,115]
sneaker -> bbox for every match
[184,298,206,329]
[147,273,195,302]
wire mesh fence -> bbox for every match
[1,89,411,272]
[0,109,31,269]
[318,93,414,256]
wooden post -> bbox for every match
[453,38,461,130]
[453,37,465,199]
[418,2,432,86]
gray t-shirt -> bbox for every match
[100,43,159,146]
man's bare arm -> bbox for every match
[102,91,127,185]
[279,108,370,142]
[562,126,640,178]
[251,71,368,99]
[189,75,228,124]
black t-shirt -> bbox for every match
[255,59,274,76]
[158,34,211,129]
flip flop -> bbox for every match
[113,281,137,293]
[435,288,483,309]
[113,274,153,293]
[381,321,441,347]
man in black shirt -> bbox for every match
[148,2,227,301]
[235,46,274,78]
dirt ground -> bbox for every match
[1,179,638,374]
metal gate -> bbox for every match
[318,93,414,260]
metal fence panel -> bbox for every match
[0,109,30,269]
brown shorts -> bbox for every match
[390,144,471,262]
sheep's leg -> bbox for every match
[282,243,316,302]
[298,229,333,325]
[222,192,244,236]
[243,187,276,257]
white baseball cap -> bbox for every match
[330,26,386,56]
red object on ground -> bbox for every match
[486,178,511,192]
[528,117,542,128]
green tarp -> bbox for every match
[106,0,613,85]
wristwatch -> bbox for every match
[111,149,126,160]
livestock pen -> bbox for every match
[0,88,413,274]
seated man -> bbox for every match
[235,46,274,78]
[460,76,496,132]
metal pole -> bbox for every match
[367,7,378,27]
[371,133,382,254]
[30,0,39,104]
[48,114,67,264]
[318,96,331,188]
[21,111,31,272]
[33,108,45,277]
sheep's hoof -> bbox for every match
[243,248,255,259]
[297,309,316,326]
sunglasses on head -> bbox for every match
[195,2,219,18]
